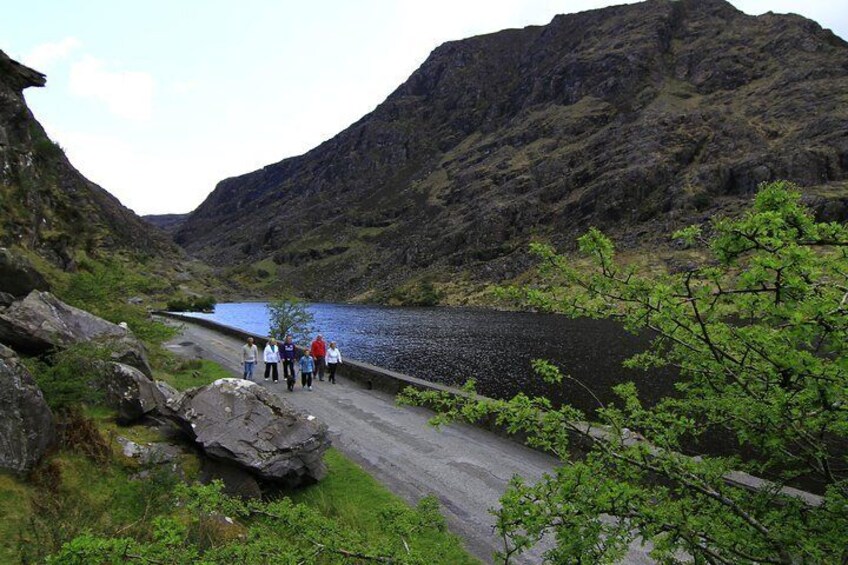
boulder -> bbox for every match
[102,334,153,377]
[0,248,49,298]
[165,378,330,486]
[103,363,168,424]
[200,458,263,500]
[0,348,55,473]
[0,290,152,375]
[117,436,183,466]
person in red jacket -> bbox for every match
[310,334,327,381]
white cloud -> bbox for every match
[69,55,154,122]
[23,37,81,70]
[172,80,197,95]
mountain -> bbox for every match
[143,213,190,237]
[174,0,848,302]
[0,50,178,271]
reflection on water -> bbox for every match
[183,302,677,416]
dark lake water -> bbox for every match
[183,302,678,416]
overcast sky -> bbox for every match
[3,1,846,215]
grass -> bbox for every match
[0,419,478,564]
[0,472,34,564]
[156,358,233,391]
[291,449,479,564]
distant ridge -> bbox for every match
[175,0,848,301]
[143,213,190,237]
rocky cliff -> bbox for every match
[0,50,178,271]
[175,0,848,301]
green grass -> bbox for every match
[291,449,479,564]
[0,472,34,564]
[156,358,233,391]
[0,425,477,564]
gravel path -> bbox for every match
[163,318,653,564]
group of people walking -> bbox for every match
[240,334,342,391]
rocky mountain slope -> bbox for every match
[175,0,848,302]
[0,50,178,271]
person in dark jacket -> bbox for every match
[282,334,297,391]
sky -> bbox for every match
[3,1,847,215]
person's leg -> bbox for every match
[301,369,306,387]
[243,362,249,379]
[317,358,325,381]
[328,363,336,383]
[306,372,312,388]
[272,363,279,382]
[264,362,271,381]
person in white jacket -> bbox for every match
[326,341,342,384]
[263,338,281,383]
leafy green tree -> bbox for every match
[400,182,848,563]
[266,296,315,343]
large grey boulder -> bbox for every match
[102,334,153,378]
[0,346,55,473]
[0,290,152,375]
[103,362,173,424]
[165,379,330,486]
[0,248,49,298]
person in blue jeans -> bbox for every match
[282,334,297,391]
[241,337,259,380]
[299,350,315,390]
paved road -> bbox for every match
[163,318,652,564]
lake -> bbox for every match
[182,302,677,415]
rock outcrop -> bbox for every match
[103,363,174,424]
[0,50,179,270]
[0,290,152,375]
[164,379,330,486]
[0,344,55,473]
[175,0,848,301]
[0,248,50,297]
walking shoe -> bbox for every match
[308,385,313,391]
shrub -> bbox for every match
[267,297,314,342]
[25,344,111,413]
[166,295,216,313]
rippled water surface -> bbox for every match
[184,302,677,415]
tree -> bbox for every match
[266,296,314,343]
[399,182,848,563]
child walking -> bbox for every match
[299,350,315,390]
